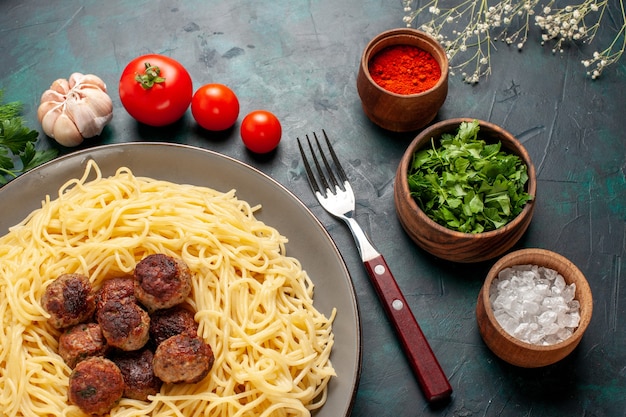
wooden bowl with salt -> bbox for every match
[357,28,449,132]
[393,118,537,263]
[476,248,593,368]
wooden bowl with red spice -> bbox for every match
[476,248,593,367]
[393,118,537,263]
[357,28,449,132]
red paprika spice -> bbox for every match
[368,44,441,95]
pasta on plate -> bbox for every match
[0,160,336,417]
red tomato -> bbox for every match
[191,84,240,131]
[240,110,282,154]
[119,54,193,126]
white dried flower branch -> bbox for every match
[402,0,625,82]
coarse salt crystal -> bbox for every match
[489,264,580,345]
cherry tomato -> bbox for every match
[240,110,282,154]
[119,54,192,126]
[191,84,240,131]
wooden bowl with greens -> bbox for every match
[393,118,537,263]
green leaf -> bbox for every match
[0,102,22,121]
[485,191,511,216]
[0,147,14,170]
[468,192,484,214]
[0,90,58,185]
[457,120,479,142]
[411,148,432,169]
[406,119,533,233]
[454,157,470,173]
[481,142,501,158]
[23,148,57,171]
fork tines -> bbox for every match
[297,130,348,197]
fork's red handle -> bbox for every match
[364,254,452,403]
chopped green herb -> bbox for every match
[0,90,58,186]
[407,120,533,234]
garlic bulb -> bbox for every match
[38,73,113,147]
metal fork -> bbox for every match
[297,130,452,403]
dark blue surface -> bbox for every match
[2,1,625,416]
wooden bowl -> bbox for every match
[356,28,449,132]
[476,248,593,367]
[393,118,537,263]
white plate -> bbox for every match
[0,142,361,416]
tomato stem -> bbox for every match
[135,63,166,89]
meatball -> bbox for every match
[96,298,150,351]
[109,348,162,401]
[149,305,199,346]
[96,277,136,312]
[152,334,214,384]
[41,273,96,329]
[58,322,108,368]
[68,356,124,415]
[133,254,192,312]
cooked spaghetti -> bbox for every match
[0,160,336,417]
